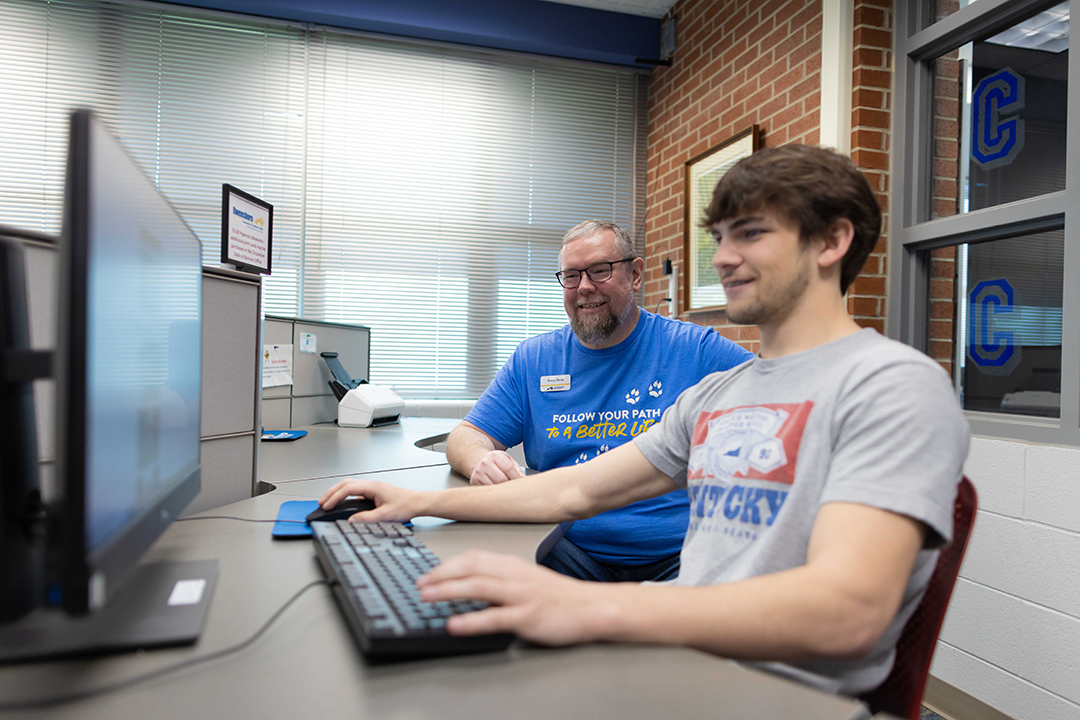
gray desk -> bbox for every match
[0,419,867,720]
[259,418,456,484]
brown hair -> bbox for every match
[703,144,882,294]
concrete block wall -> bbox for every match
[935,437,1080,718]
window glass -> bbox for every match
[928,2,1068,220]
[928,230,1063,418]
[929,0,979,26]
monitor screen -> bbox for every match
[56,110,203,614]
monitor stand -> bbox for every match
[0,559,218,663]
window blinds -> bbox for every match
[0,0,648,397]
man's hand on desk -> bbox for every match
[470,450,526,486]
[318,479,425,523]
[416,550,611,645]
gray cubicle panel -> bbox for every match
[187,267,264,516]
[5,227,263,516]
[260,316,371,428]
[291,319,370,397]
[262,317,293,399]
[200,271,259,437]
[261,397,292,428]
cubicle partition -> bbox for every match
[261,316,370,429]
[6,229,264,516]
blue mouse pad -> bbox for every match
[262,430,308,442]
[272,500,320,538]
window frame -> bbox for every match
[890,0,1080,444]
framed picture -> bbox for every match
[683,125,760,313]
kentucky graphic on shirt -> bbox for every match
[686,402,813,538]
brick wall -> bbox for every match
[847,0,893,335]
[644,0,894,351]
[644,0,823,354]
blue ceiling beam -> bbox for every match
[164,0,662,67]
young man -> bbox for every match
[319,145,970,696]
[446,220,751,582]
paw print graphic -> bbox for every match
[596,444,610,456]
[625,388,640,404]
[648,380,663,398]
[574,452,590,464]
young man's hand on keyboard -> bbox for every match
[415,550,614,646]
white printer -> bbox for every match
[320,351,403,428]
[337,384,404,428]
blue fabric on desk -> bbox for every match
[272,500,319,538]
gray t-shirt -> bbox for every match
[633,328,970,695]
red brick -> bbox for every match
[932,199,958,218]
[929,319,953,339]
[852,149,888,170]
[851,297,879,315]
[930,279,955,298]
[853,87,885,109]
[933,158,957,178]
[854,47,884,67]
[788,36,819,67]
[851,276,886,295]
[853,107,889,129]
[789,3,821,35]
[773,65,805,95]
[853,128,884,150]
[738,325,761,340]
[854,6,886,27]
[935,78,959,98]
[854,27,892,49]
[931,247,956,259]
[853,68,891,89]
[934,117,959,138]
[930,300,955,319]
[929,340,954,359]
[787,74,819,102]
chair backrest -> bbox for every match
[859,476,977,719]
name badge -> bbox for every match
[540,375,570,392]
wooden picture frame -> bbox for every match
[683,125,760,313]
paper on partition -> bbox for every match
[262,343,293,388]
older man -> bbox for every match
[444,220,752,582]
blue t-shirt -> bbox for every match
[465,309,753,564]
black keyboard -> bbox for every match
[311,520,514,658]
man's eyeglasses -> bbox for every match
[555,258,635,289]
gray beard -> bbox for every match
[569,299,631,347]
[570,310,619,346]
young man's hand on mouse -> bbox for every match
[318,479,426,523]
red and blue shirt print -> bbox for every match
[685,402,813,540]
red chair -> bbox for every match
[859,476,977,719]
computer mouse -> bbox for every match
[306,497,376,523]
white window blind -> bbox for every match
[0,0,647,398]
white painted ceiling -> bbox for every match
[541,0,677,19]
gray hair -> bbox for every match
[561,219,638,259]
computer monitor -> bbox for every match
[0,231,47,624]
[0,109,216,661]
